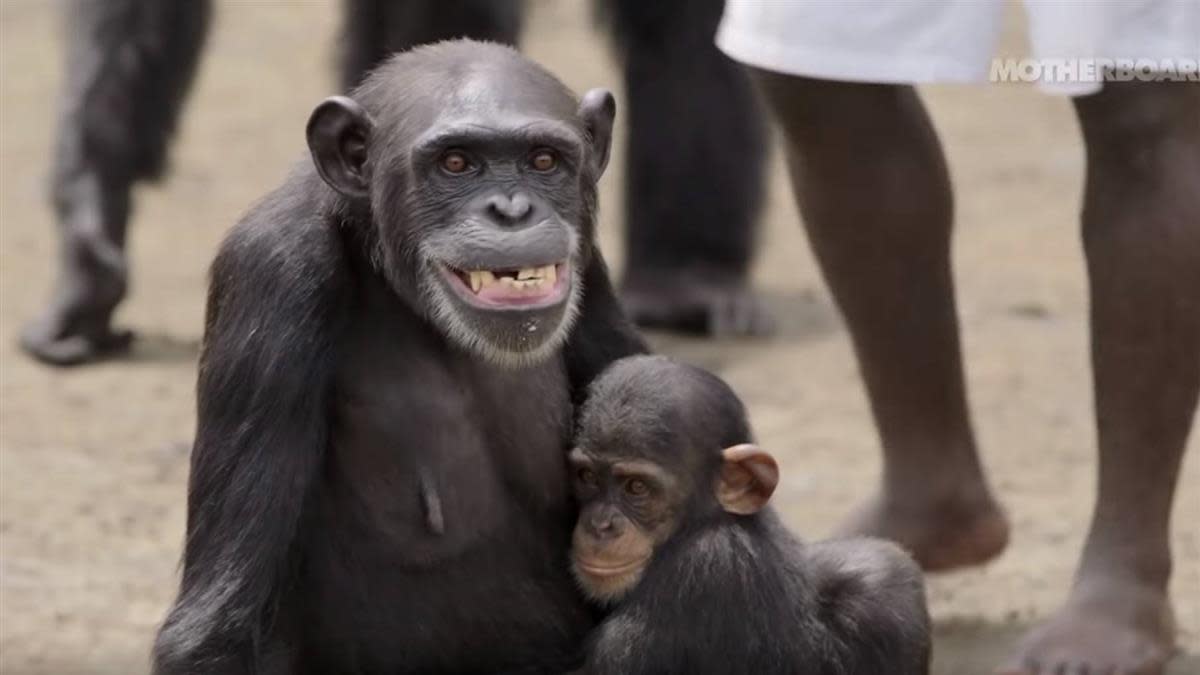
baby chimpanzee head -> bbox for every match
[569,355,779,603]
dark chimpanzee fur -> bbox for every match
[568,356,931,675]
[151,41,646,674]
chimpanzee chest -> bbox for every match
[301,311,591,673]
[326,339,575,561]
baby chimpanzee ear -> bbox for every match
[716,444,779,515]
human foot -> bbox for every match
[997,578,1176,675]
[835,491,1010,572]
[620,273,774,337]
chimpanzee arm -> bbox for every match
[153,198,348,674]
[808,539,932,675]
[564,252,649,400]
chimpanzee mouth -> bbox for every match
[439,262,570,310]
[572,555,650,579]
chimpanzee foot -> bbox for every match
[20,312,133,366]
[997,578,1176,675]
[836,491,1009,572]
[620,274,774,337]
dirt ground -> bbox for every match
[0,2,1196,674]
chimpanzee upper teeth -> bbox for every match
[467,269,496,293]
[460,264,559,294]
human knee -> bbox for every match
[1076,82,1200,168]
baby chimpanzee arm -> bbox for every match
[807,538,932,674]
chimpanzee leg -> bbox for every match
[339,0,523,90]
[20,0,211,366]
[608,0,770,336]
[1000,80,1199,675]
[754,72,1010,571]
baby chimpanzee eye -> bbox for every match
[624,478,650,497]
[577,467,598,486]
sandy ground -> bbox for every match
[0,2,1197,674]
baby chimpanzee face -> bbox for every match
[567,356,779,605]
[567,444,778,604]
[567,447,685,603]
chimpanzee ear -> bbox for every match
[578,88,615,177]
[716,444,779,515]
[306,95,374,199]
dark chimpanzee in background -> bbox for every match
[152,41,646,674]
[21,0,767,365]
[569,355,931,675]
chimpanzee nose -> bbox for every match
[485,192,533,224]
[587,511,621,540]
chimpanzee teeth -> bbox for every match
[468,270,495,293]
[463,264,558,294]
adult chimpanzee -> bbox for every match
[21,0,766,365]
[569,355,930,675]
[151,41,646,674]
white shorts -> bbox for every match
[716,0,1200,96]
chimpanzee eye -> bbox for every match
[624,478,649,497]
[577,467,597,486]
[441,150,471,174]
[530,149,557,172]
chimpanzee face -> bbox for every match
[306,64,614,366]
[567,442,778,605]
[567,447,685,605]
[406,113,590,365]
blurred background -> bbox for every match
[0,1,1196,673]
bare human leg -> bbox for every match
[1000,81,1199,675]
[754,73,1010,571]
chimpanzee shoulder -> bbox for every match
[159,169,352,673]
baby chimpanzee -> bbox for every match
[569,355,931,675]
